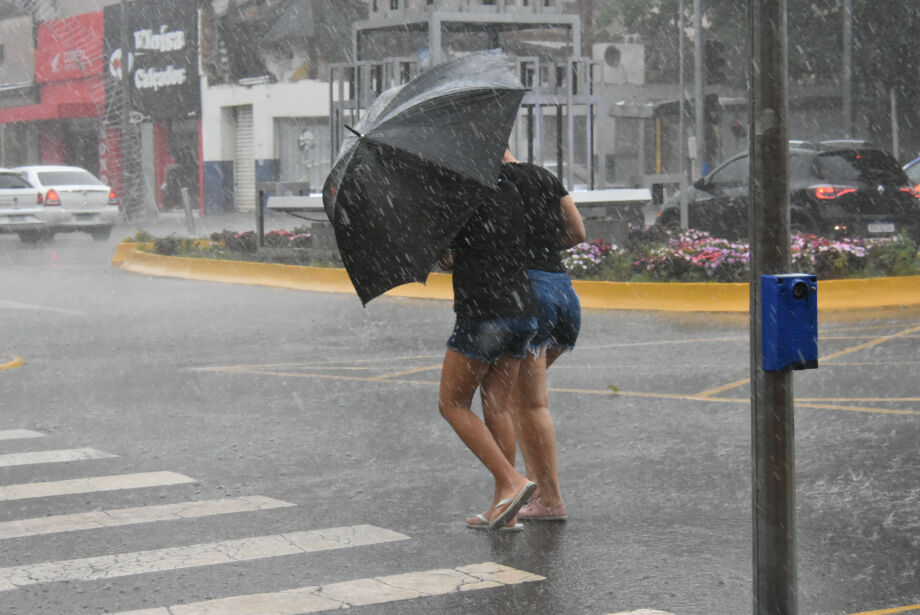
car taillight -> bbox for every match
[108,190,120,206]
[899,185,920,198]
[812,184,857,200]
[44,189,61,206]
[37,192,43,205]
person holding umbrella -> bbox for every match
[438,169,539,532]
[321,50,537,531]
[501,148,586,522]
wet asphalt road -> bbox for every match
[1,226,919,615]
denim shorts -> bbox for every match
[528,269,581,354]
[447,316,538,364]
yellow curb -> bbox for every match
[111,240,214,267]
[0,356,25,371]
[111,241,148,266]
[117,249,920,312]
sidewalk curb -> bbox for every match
[115,246,920,312]
[0,356,25,371]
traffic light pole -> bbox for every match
[749,1,796,614]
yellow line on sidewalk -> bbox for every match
[0,356,24,371]
[850,604,920,615]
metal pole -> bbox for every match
[890,87,899,160]
[557,104,564,183]
[749,0,796,614]
[120,0,132,222]
[678,0,688,229]
[527,104,534,164]
[842,0,853,137]
[694,0,704,175]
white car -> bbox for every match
[13,165,120,242]
[0,167,47,242]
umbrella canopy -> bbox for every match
[322,49,527,305]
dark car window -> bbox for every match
[710,156,749,185]
[0,173,32,189]
[36,171,104,186]
[789,152,815,181]
[814,150,907,184]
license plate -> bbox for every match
[868,222,896,233]
[74,213,97,220]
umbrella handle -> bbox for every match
[344,124,363,138]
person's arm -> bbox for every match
[558,194,586,249]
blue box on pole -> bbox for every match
[761,274,819,371]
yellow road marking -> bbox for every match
[370,365,442,381]
[822,335,920,340]
[695,322,920,397]
[794,402,919,416]
[850,604,920,615]
[695,378,750,398]
[796,397,920,403]
[820,323,920,362]
[580,336,745,350]
[198,367,920,416]
[190,354,443,371]
[0,356,24,371]
[820,360,920,367]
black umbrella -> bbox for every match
[322,49,527,305]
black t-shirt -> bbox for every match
[502,162,570,273]
[450,173,536,321]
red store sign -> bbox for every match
[35,12,105,83]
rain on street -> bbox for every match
[1,233,918,615]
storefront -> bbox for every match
[103,0,200,212]
[0,12,106,173]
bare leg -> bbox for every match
[481,357,518,467]
[514,348,564,509]
[439,349,532,524]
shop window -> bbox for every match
[390,0,398,9]
[277,117,330,191]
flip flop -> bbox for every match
[489,481,537,530]
[466,513,523,532]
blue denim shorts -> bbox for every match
[447,316,538,364]
[528,270,581,354]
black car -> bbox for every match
[657,140,920,240]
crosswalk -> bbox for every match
[0,427,544,614]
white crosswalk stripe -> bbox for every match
[0,496,295,540]
[0,429,46,441]
[108,562,544,615]
[0,431,546,612]
[0,447,116,467]
[0,471,196,501]
[0,525,409,591]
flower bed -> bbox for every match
[132,227,919,282]
[562,227,919,282]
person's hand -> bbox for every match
[438,250,455,271]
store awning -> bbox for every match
[0,78,104,124]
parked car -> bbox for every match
[13,165,120,242]
[0,168,46,242]
[657,140,920,240]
